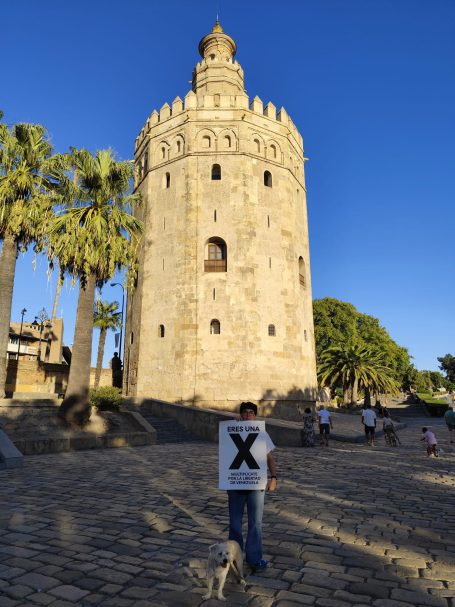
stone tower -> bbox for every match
[125,21,318,418]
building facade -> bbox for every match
[125,22,318,417]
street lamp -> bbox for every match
[110,282,125,363]
[17,308,27,360]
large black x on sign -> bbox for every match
[229,433,260,469]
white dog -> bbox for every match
[202,539,246,601]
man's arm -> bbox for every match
[266,452,277,492]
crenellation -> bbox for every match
[159,102,171,121]
[149,110,159,125]
[172,96,183,114]
[264,101,276,120]
[277,107,288,126]
[249,95,263,114]
[184,90,197,108]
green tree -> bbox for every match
[0,119,66,397]
[313,298,410,388]
[93,299,121,389]
[437,354,455,384]
[48,148,142,425]
[318,343,399,406]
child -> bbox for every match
[421,427,438,457]
[383,411,397,445]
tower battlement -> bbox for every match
[135,92,303,152]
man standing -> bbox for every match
[317,405,333,446]
[362,403,377,446]
[227,402,277,571]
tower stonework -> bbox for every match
[125,22,318,418]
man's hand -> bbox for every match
[266,477,277,492]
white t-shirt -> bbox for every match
[318,409,331,424]
[265,432,275,454]
[423,430,437,445]
[362,409,377,427]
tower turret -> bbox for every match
[192,20,245,95]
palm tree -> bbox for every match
[48,148,142,425]
[93,299,121,389]
[318,343,399,406]
[0,119,66,397]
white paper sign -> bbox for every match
[218,419,268,490]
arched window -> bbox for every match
[161,146,166,160]
[159,324,165,338]
[211,164,221,180]
[299,257,305,286]
[130,332,134,345]
[270,144,277,159]
[143,151,148,173]
[264,171,272,187]
[176,140,181,153]
[205,237,227,272]
[210,319,221,335]
[268,324,276,336]
[224,135,231,148]
[254,138,260,153]
[202,135,211,149]
[163,172,170,189]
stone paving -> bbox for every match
[0,420,454,607]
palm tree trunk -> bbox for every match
[59,274,96,425]
[51,274,63,322]
[0,235,18,398]
[343,385,350,405]
[364,387,372,408]
[351,377,359,406]
[94,327,107,389]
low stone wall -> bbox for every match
[6,360,114,396]
[178,398,314,422]
[126,397,304,447]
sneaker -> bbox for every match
[249,559,269,571]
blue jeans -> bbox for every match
[228,490,265,564]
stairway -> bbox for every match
[386,401,428,418]
[135,405,205,444]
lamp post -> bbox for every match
[17,308,27,360]
[110,282,125,363]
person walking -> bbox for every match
[361,403,377,446]
[444,406,455,443]
[301,407,316,447]
[317,405,333,446]
[227,402,277,571]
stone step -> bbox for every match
[137,410,203,444]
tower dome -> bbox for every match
[192,20,244,95]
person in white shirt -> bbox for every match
[361,403,377,446]
[317,405,333,446]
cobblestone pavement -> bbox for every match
[1,422,454,607]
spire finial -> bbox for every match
[212,18,223,33]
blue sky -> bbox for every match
[2,0,454,371]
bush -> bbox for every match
[89,386,123,411]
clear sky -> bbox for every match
[2,0,454,371]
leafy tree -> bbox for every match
[437,354,455,384]
[0,119,66,397]
[313,298,410,388]
[93,299,121,389]
[318,343,399,405]
[48,148,142,425]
